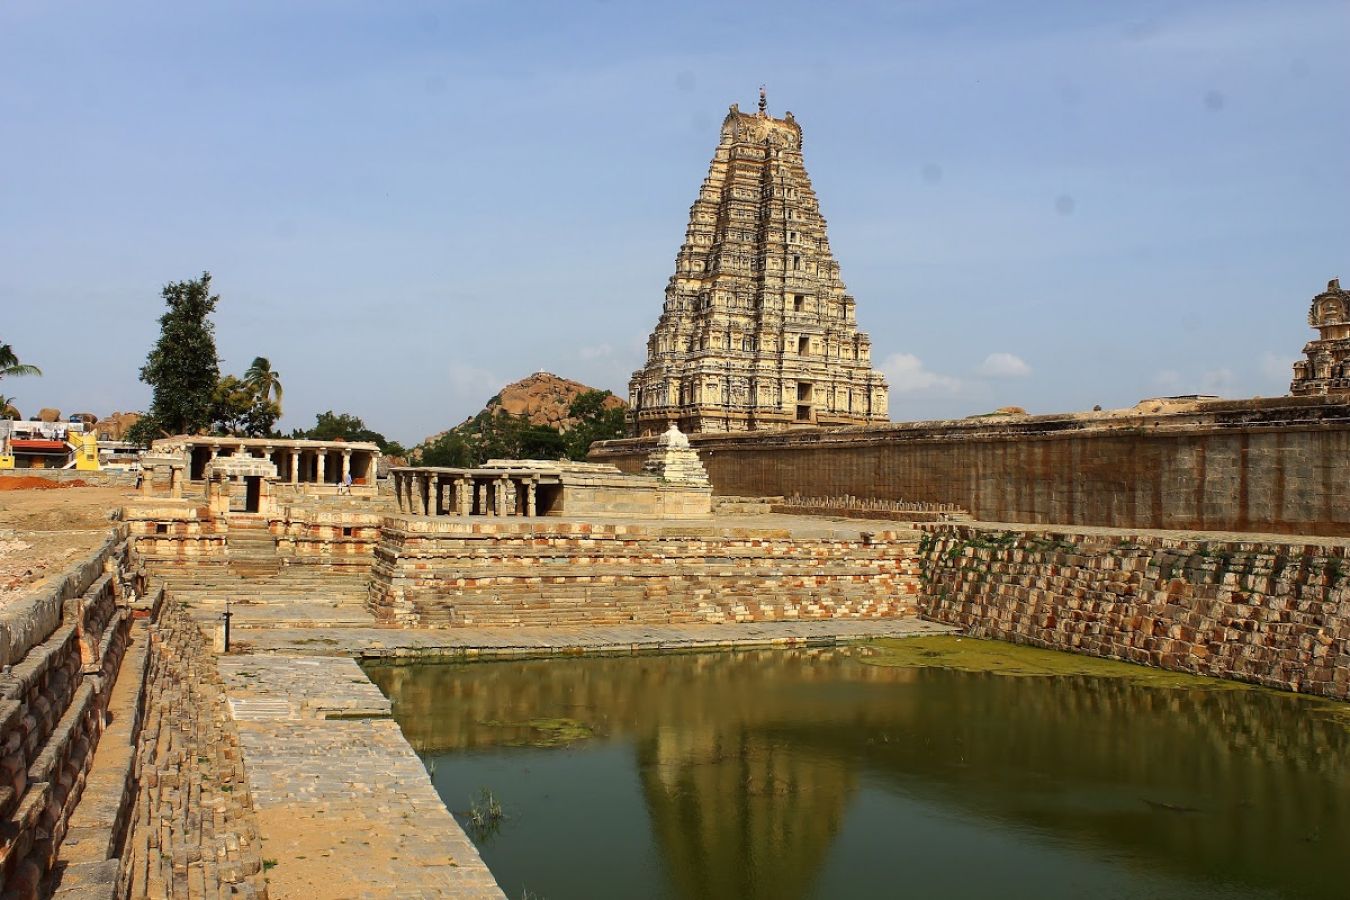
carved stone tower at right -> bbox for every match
[1291,278,1350,395]
[627,91,890,436]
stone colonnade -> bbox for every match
[391,469,545,517]
[176,439,379,492]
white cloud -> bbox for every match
[1152,369,1182,391]
[976,352,1032,378]
[446,361,503,403]
[1260,351,1295,383]
[579,343,613,360]
[880,353,962,394]
[1200,368,1236,394]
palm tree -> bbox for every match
[243,356,283,408]
[0,394,19,419]
[0,342,41,380]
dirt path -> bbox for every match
[0,484,130,603]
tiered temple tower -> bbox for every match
[627,91,889,436]
[1291,278,1350,395]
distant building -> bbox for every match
[0,419,99,470]
[627,91,889,436]
[1291,278,1350,396]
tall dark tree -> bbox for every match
[132,273,221,441]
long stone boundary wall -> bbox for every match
[590,396,1350,536]
[0,531,137,898]
[370,517,920,628]
[919,523,1350,700]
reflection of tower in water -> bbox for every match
[638,723,856,900]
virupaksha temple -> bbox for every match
[627,89,890,435]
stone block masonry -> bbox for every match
[369,517,921,628]
[116,598,269,898]
[919,523,1350,700]
[592,394,1350,537]
[0,532,136,899]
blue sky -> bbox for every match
[2,0,1346,443]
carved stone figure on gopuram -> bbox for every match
[627,89,890,436]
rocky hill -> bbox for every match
[434,372,626,440]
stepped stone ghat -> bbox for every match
[919,523,1350,700]
[122,504,924,630]
[368,518,920,628]
[8,492,1350,896]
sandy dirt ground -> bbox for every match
[0,484,130,603]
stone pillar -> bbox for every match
[496,477,508,516]
[316,451,327,486]
[394,473,405,512]
[477,481,488,516]
[431,476,442,516]
[290,450,300,484]
[140,464,155,497]
[171,465,184,499]
[341,450,351,483]
[460,478,472,516]
[526,480,537,517]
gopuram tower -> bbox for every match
[627,90,890,436]
[1291,278,1350,395]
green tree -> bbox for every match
[208,374,280,437]
[131,272,221,442]
[210,375,255,435]
[0,342,41,380]
[472,410,564,462]
[0,394,19,419]
[297,410,402,454]
[563,390,627,460]
[244,356,283,409]
[417,430,475,467]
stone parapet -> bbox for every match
[919,523,1350,699]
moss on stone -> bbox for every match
[855,636,1243,688]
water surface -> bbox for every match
[367,643,1350,900]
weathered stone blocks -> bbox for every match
[370,518,921,628]
[920,524,1350,699]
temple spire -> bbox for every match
[627,100,890,435]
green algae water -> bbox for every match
[366,639,1350,900]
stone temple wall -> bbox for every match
[0,531,137,898]
[919,523,1350,700]
[590,395,1350,537]
[369,517,920,628]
